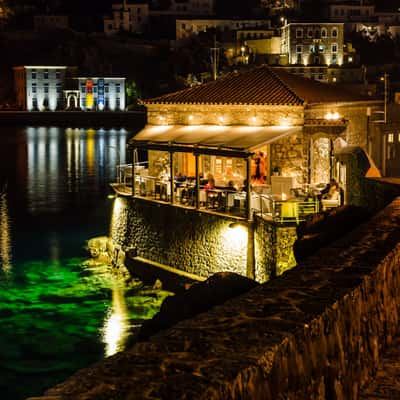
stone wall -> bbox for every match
[270,131,308,185]
[38,198,400,400]
[110,197,294,283]
[146,103,304,126]
[305,102,382,151]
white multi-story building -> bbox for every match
[176,18,270,40]
[13,66,75,111]
[281,22,344,67]
[76,77,126,111]
[104,0,149,35]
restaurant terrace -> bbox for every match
[113,66,382,224]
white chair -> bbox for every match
[145,178,155,196]
[250,193,261,213]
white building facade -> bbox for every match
[14,66,72,111]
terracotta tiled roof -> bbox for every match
[145,65,370,106]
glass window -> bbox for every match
[388,133,394,143]
[116,83,121,93]
[44,83,49,94]
[332,44,337,53]
[296,28,303,38]
[307,29,313,38]
[296,45,302,53]
[332,28,338,38]
[44,69,49,79]
[56,69,60,79]
[321,28,327,37]
[32,83,37,94]
[32,98,37,108]
[31,70,36,79]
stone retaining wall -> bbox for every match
[36,198,400,400]
[110,197,296,283]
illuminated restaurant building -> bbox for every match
[111,66,383,282]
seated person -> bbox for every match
[226,180,237,192]
[321,178,338,197]
[322,182,340,201]
[240,179,252,192]
[200,173,213,186]
[204,177,215,192]
[174,172,186,188]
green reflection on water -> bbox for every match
[0,257,173,400]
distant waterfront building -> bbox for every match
[13,67,125,111]
[13,66,76,111]
[281,22,344,67]
[75,77,126,111]
[104,0,149,35]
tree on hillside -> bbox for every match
[0,0,12,22]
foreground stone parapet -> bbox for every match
[360,336,400,399]
[34,199,400,400]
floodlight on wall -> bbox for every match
[325,111,340,120]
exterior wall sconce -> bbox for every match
[325,111,340,120]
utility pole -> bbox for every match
[384,72,388,124]
[211,34,219,81]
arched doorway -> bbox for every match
[64,91,80,110]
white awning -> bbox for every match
[131,125,302,155]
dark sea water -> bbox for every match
[0,126,171,399]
